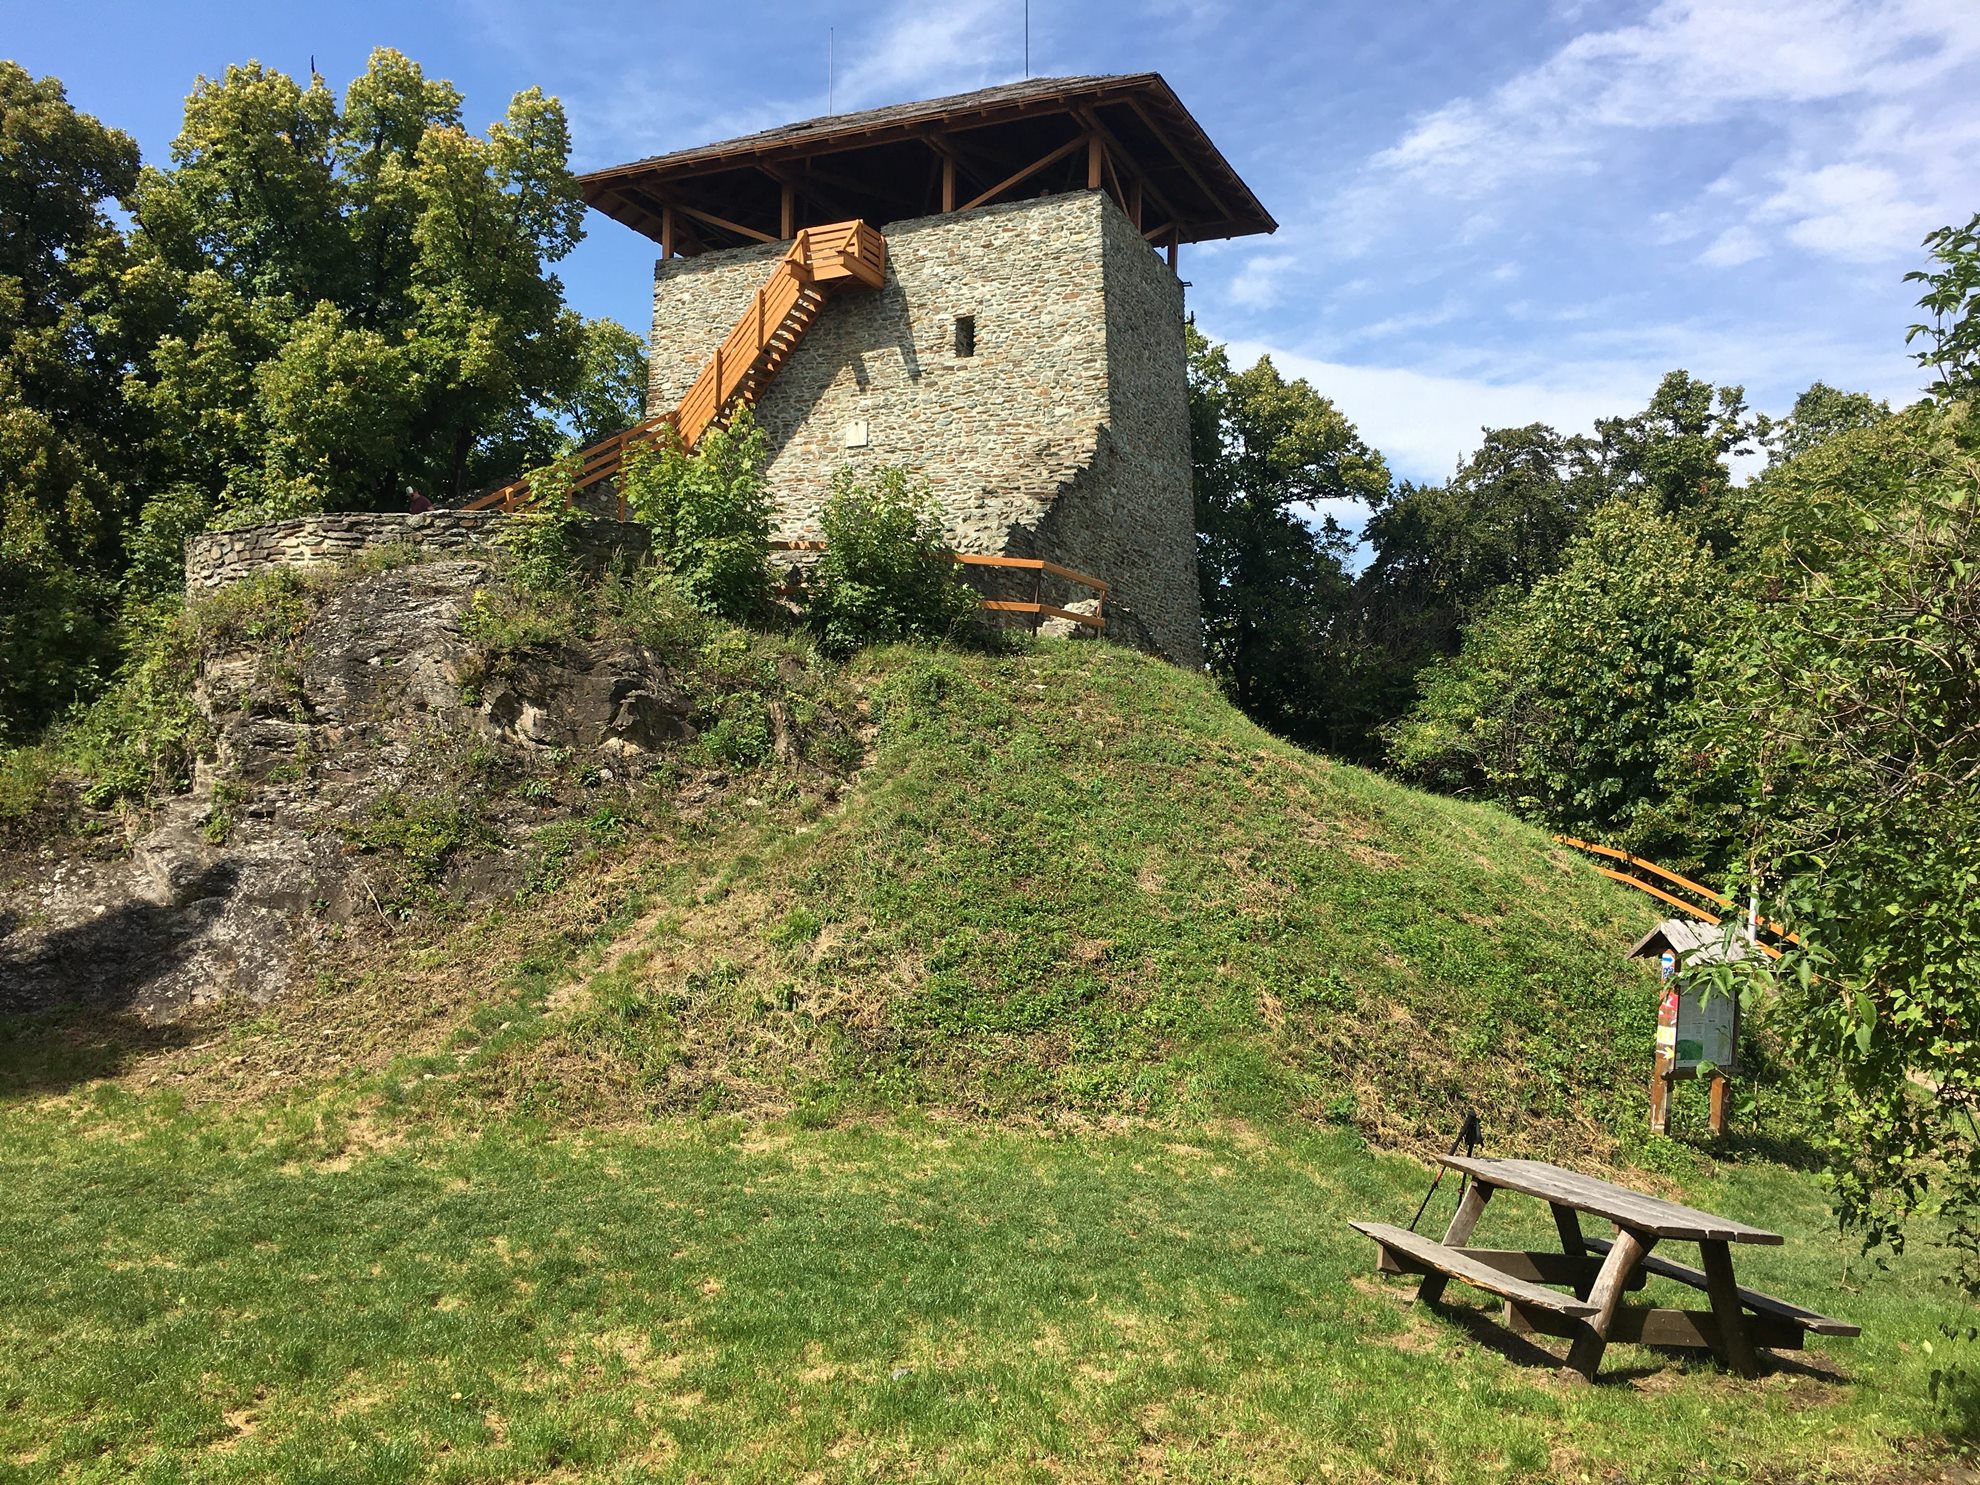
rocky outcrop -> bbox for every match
[0,558,700,1021]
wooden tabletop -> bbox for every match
[1438,1156,1784,1245]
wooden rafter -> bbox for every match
[667,199,778,245]
[1124,94,1234,224]
[960,132,1089,212]
[1076,104,1187,230]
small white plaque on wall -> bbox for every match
[843,420,870,448]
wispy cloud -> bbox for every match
[1326,0,1980,267]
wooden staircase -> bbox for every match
[466,220,886,514]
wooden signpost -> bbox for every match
[1632,920,1744,1136]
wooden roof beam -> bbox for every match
[1075,104,1187,228]
[585,82,1137,187]
[666,199,778,245]
[1124,95,1235,224]
[617,184,713,257]
[960,132,1090,212]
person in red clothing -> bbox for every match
[405,484,433,514]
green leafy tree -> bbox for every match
[1764,382,1890,468]
[1188,326,1389,751]
[805,466,977,658]
[1350,424,1601,738]
[1389,499,1734,868]
[0,62,142,739]
[1592,370,1766,546]
[1906,212,1980,396]
[126,50,617,529]
[1704,399,1980,1333]
[621,410,771,623]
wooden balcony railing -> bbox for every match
[771,539,1107,630]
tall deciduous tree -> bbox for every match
[1388,499,1735,870]
[1705,397,1980,1340]
[126,49,621,532]
[1188,326,1390,750]
[0,62,141,738]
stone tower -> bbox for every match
[577,75,1275,668]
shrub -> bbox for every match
[496,454,589,595]
[620,410,771,622]
[804,466,978,659]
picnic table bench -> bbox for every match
[1352,1156,1857,1381]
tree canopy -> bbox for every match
[0,52,644,742]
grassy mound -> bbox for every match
[1,628,1967,1480]
[442,641,1668,1153]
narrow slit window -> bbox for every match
[954,314,976,358]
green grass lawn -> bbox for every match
[0,1101,1965,1483]
[3,628,1971,1481]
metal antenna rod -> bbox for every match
[828,28,834,113]
[1024,0,1029,77]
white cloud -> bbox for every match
[1329,0,1980,269]
[1368,0,1980,200]
[829,0,1017,112]
[1699,225,1766,268]
[1220,338,1658,484]
[1760,162,1937,262]
[1225,252,1298,310]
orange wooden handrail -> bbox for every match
[769,539,1109,630]
[466,220,885,515]
[1554,835,1796,956]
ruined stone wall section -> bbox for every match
[184,512,648,592]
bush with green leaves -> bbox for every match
[1387,498,1735,870]
[620,410,771,622]
[1702,397,1980,1336]
[803,465,978,659]
[494,455,589,596]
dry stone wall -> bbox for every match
[183,511,648,592]
[649,190,1202,666]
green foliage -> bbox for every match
[1389,500,1733,869]
[342,790,497,907]
[1591,370,1766,547]
[1348,424,1601,752]
[126,49,628,525]
[0,63,143,741]
[803,465,978,659]
[620,409,771,622]
[1187,326,1389,752]
[493,455,588,595]
[1907,212,1980,396]
[1705,399,1980,1312]
[1764,381,1891,468]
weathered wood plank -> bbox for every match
[1565,1226,1655,1380]
[1350,1222,1599,1316]
[1441,1158,1782,1244]
[1378,1247,1643,1290]
[1583,1236,1859,1335]
[1509,1304,1812,1351]
[1420,1181,1493,1306]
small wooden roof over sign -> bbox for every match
[1628,918,1753,967]
[578,73,1276,257]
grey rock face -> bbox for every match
[0,558,693,1021]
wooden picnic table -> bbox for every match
[1352,1155,1857,1381]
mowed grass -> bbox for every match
[0,1102,1964,1484]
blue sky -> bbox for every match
[8,0,1979,496]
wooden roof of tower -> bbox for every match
[580,73,1275,257]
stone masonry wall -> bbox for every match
[649,191,1202,666]
[184,512,648,592]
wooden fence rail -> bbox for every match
[770,540,1107,630]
